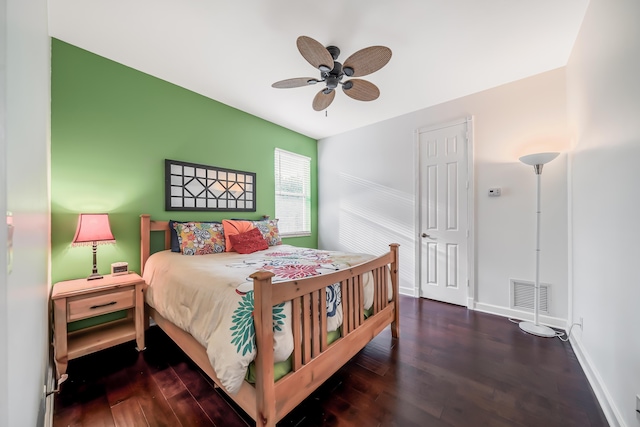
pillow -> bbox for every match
[228,227,268,254]
[174,222,225,255]
[169,220,186,252]
[222,219,254,252]
[170,220,222,252]
[251,219,282,246]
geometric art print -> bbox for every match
[165,159,256,211]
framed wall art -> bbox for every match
[165,159,256,211]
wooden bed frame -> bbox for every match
[140,214,399,427]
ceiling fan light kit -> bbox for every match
[272,36,392,111]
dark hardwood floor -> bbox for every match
[53,296,608,426]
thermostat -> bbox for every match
[488,188,501,197]
[111,262,129,276]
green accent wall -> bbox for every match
[51,39,318,285]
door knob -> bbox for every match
[421,233,431,238]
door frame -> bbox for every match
[413,116,475,308]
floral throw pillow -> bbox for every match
[175,222,225,255]
[251,219,282,246]
[228,227,269,254]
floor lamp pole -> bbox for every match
[533,170,542,327]
[518,152,559,338]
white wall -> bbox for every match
[1,0,51,426]
[566,0,640,425]
[0,0,7,423]
[319,68,570,324]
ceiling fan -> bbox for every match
[272,36,392,111]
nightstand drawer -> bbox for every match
[67,289,135,321]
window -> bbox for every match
[274,148,311,237]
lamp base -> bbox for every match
[518,321,556,338]
[87,272,104,281]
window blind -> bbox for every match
[274,148,311,237]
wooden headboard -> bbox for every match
[140,214,171,275]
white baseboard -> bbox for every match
[569,333,624,427]
[398,296,566,330]
[472,301,567,329]
[398,286,415,296]
[43,356,56,427]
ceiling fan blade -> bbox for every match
[297,36,334,71]
[312,89,335,111]
[272,78,320,89]
[343,46,392,77]
[342,79,380,102]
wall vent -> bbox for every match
[510,279,550,314]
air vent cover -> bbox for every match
[510,279,549,314]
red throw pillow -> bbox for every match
[228,227,269,254]
[222,219,254,252]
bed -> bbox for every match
[139,214,399,426]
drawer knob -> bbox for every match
[90,301,117,310]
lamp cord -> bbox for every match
[556,322,581,342]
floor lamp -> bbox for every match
[518,152,559,338]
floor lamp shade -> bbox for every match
[518,152,559,338]
[519,152,560,166]
[72,213,116,280]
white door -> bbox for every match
[417,119,470,306]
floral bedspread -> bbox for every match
[143,245,381,395]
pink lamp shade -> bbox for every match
[72,213,116,280]
[72,213,116,246]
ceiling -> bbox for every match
[48,0,589,140]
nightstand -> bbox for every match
[51,272,146,380]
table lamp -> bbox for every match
[72,213,116,280]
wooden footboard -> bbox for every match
[140,214,399,427]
